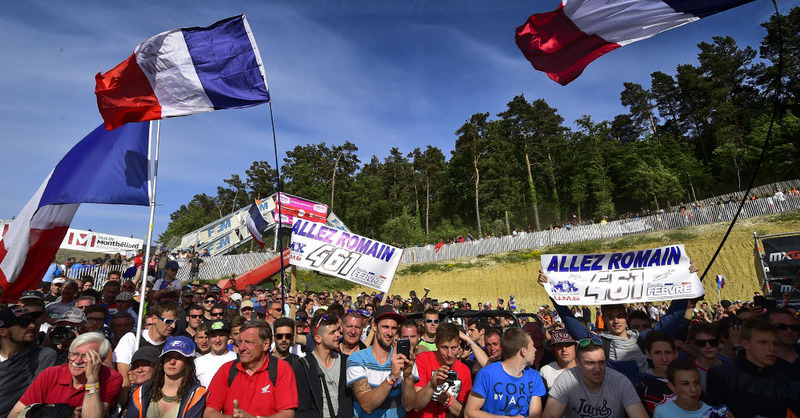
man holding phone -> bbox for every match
[411,323,473,418]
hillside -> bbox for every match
[352,211,800,312]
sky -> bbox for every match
[0,0,783,242]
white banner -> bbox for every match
[288,219,402,292]
[61,229,143,253]
[541,244,703,305]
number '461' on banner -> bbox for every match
[288,219,403,292]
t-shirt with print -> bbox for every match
[471,361,546,417]
[549,367,640,418]
[346,347,419,418]
[410,351,472,418]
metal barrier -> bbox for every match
[400,193,800,264]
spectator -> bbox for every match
[341,311,367,356]
[412,322,473,418]
[705,317,800,416]
[76,295,97,311]
[115,292,137,318]
[543,337,648,418]
[153,260,182,297]
[652,359,714,417]
[202,294,219,321]
[635,331,677,416]
[44,277,65,304]
[187,252,205,283]
[539,329,577,389]
[205,320,298,418]
[267,301,283,327]
[194,321,212,357]
[418,309,439,352]
[179,304,204,339]
[0,306,58,417]
[294,314,354,418]
[240,300,254,321]
[127,346,160,389]
[125,336,205,418]
[45,279,80,323]
[273,317,300,367]
[399,321,421,357]
[346,305,417,416]
[101,281,122,315]
[465,327,545,418]
[10,332,123,418]
[110,312,135,348]
[768,308,800,379]
[84,305,110,335]
[194,319,236,387]
[684,322,724,391]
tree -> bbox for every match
[619,82,657,140]
[454,113,490,237]
[410,146,446,237]
[245,161,277,200]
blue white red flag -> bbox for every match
[515,0,754,85]
[0,122,150,302]
[95,15,269,130]
[246,200,269,248]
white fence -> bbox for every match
[400,192,800,264]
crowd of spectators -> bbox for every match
[1,259,798,418]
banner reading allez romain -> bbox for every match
[541,244,704,305]
[289,219,402,292]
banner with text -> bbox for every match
[541,244,703,305]
[60,229,144,253]
[276,193,328,226]
[289,219,402,292]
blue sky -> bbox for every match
[0,0,780,241]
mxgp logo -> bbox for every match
[769,251,800,262]
[68,232,96,248]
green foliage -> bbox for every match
[294,268,356,293]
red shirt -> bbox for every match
[411,351,472,418]
[206,358,298,415]
[20,364,122,408]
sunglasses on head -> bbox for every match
[424,318,440,324]
[775,323,800,332]
[275,333,294,340]
[158,316,177,326]
[692,338,720,348]
[578,337,603,347]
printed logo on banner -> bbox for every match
[769,250,800,262]
[551,280,579,293]
[290,242,306,254]
[68,232,97,248]
[350,267,387,287]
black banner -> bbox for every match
[762,235,800,278]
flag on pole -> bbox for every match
[246,200,269,248]
[0,122,150,302]
[95,15,269,130]
[515,0,754,86]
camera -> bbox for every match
[447,370,458,382]
[50,326,78,346]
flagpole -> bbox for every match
[267,102,286,313]
[135,120,161,350]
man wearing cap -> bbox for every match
[195,319,236,387]
[10,331,123,418]
[539,329,577,389]
[116,291,137,318]
[0,306,58,417]
[240,299,255,321]
[19,290,45,307]
[45,277,66,304]
[154,260,182,297]
[205,320,299,418]
[347,305,417,418]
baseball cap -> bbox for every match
[20,290,44,302]
[374,305,405,324]
[208,319,231,333]
[229,293,243,302]
[130,346,161,365]
[57,308,87,325]
[161,336,195,358]
[52,278,66,285]
[116,292,134,302]
[549,329,576,345]
[182,289,194,298]
[210,285,222,294]
[240,300,254,309]
[0,305,41,328]
[165,260,180,270]
[721,300,732,309]
[254,305,267,316]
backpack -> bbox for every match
[227,355,278,387]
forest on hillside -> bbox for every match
[159,8,800,248]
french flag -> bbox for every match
[246,200,269,248]
[0,123,150,302]
[515,0,754,85]
[95,15,269,130]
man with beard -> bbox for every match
[0,306,58,417]
[768,308,800,379]
[539,329,577,389]
[195,319,236,387]
[411,323,472,418]
[341,311,367,356]
[273,317,300,368]
[113,301,179,404]
[295,314,355,418]
[11,332,123,418]
[347,306,417,417]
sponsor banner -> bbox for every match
[762,235,800,278]
[288,219,402,292]
[326,211,351,232]
[541,244,703,305]
[276,193,328,226]
[61,228,144,253]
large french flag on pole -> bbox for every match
[515,0,754,86]
[246,200,269,249]
[0,123,150,302]
[95,15,269,130]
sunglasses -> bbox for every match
[424,318,440,324]
[10,318,34,328]
[692,338,720,348]
[158,316,177,326]
[203,299,216,304]
[295,315,308,321]
[211,312,225,318]
[270,307,284,313]
[275,333,294,340]
[188,314,204,319]
[774,323,800,332]
[578,337,603,347]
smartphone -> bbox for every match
[397,338,411,358]
[447,370,458,381]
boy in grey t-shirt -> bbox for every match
[544,338,647,418]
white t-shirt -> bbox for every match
[539,361,568,389]
[195,351,237,387]
[549,367,640,418]
[113,331,165,365]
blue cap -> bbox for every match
[165,260,180,270]
[161,336,195,358]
